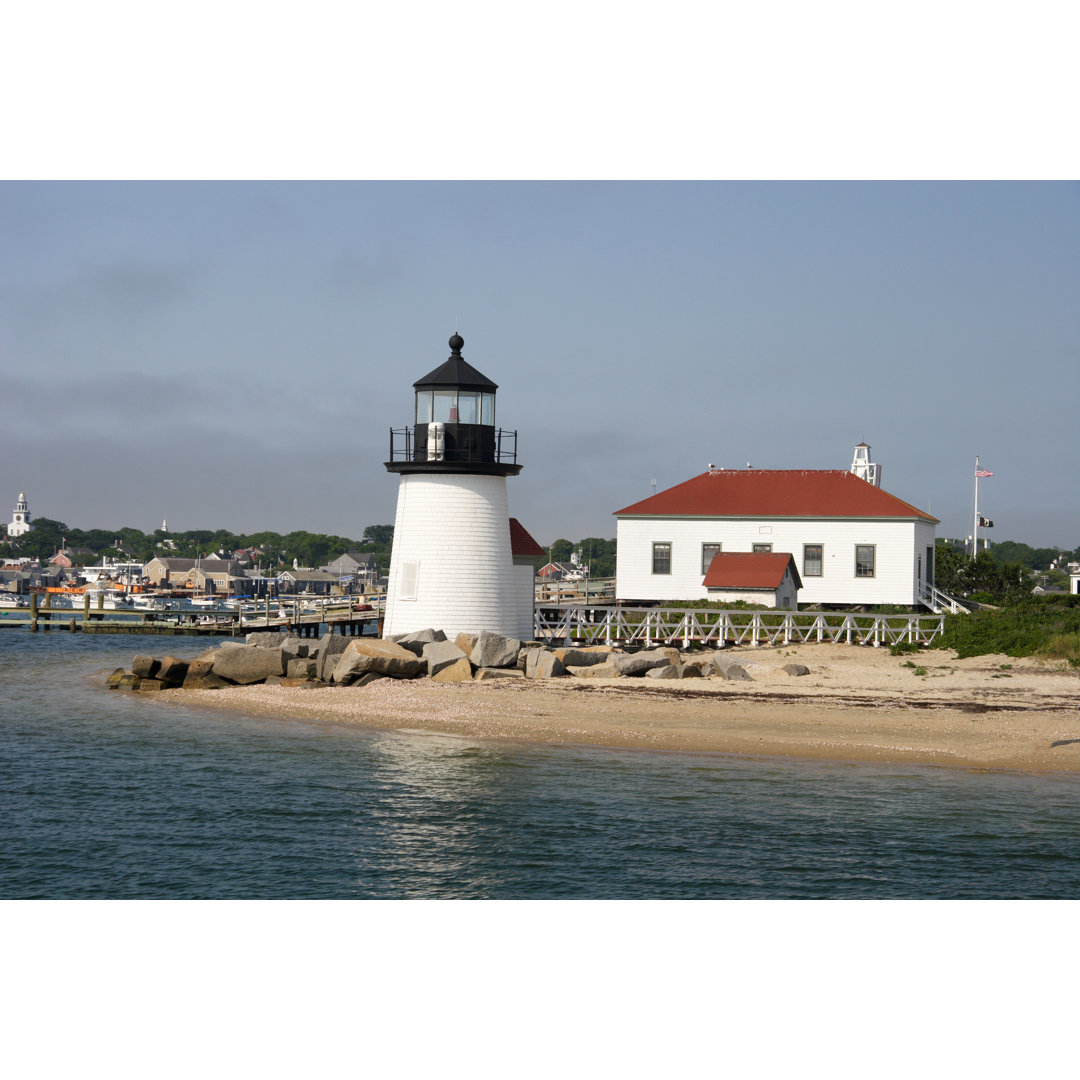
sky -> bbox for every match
[1,4,1077,551]
[2,181,1076,548]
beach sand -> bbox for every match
[163,644,1080,773]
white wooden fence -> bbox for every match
[533,605,946,649]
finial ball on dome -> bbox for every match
[449,333,464,353]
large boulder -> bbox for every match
[612,651,672,677]
[783,663,811,677]
[131,655,161,679]
[524,649,566,679]
[246,631,286,648]
[157,656,189,687]
[566,662,621,679]
[646,665,683,680]
[455,632,478,656]
[713,659,753,681]
[470,631,521,669]
[287,658,318,680]
[279,634,308,663]
[431,657,474,682]
[552,647,615,667]
[475,667,525,681]
[182,659,231,690]
[423,640,469,677]
[316,633,351,681]
[332,638,426,685]
[212,645,287,685]
[393,628,447,656]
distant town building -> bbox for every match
[7,491,31,537]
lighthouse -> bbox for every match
[383,334,531,640]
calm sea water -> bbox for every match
[2,629,1079,899]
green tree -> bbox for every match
[362,525,394,546]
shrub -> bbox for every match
[939,597,1080,659]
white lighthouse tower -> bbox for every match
[383,334,529,640]
[8,491,31,537]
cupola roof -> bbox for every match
[413,334,498,392]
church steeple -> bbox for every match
[8,491,31,537]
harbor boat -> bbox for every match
[0,594,29,608]
[79,584,136,609]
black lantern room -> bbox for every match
[386,334,521,476]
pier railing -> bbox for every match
[533,606,946,649]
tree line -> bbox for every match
[1,519,396,570]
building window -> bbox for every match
[803,544,823,577]
[701,543,722,575]
[399,562,419,600]
[855,545,876,578]
[752,543,773,553]
[652,542,672,575]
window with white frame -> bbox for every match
[652,542,672,575]
[855,545,876,578]
[803,544,823,577]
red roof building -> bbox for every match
[614,469,935,522]
[614,450,939,608]
[509,518,545,560]
[702,551,802,609]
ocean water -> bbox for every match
[2,630,1079,899]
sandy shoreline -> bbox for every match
[158,644,1080,774]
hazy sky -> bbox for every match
[2,181,1076,547]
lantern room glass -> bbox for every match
[416,388,495,426]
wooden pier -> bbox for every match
[0,594,383,637]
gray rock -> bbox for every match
[392,628,447,656]
[783,663,811,677]
[212,645,287,685]
[680,663,706,678]
[157,656,189,687]
[474,667,525,680]
[715,661,753,681]
[431,656,474,682]
[422,640,469,677]
[470,630,522,669]
[525,649,566,679]
[612,651,672,677]
[131,655,160,679]
[331,639,426,685]
[353,672,386,688]
[566,662,621,679]
[455,632,479,656]
[315,633,351,681]
[246,631,286,648]
[646,664,683,679]
[287,657,318,680]
[552,647,613,667]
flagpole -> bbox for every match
[973,455,980,557]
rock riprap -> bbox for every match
[107,628,804,690]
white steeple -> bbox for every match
[8,491,31,537]
[849,443,881,487]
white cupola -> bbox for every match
[849,443,881,487]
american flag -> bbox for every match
[975,467,993,478]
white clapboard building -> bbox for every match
[614,445,938,608]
